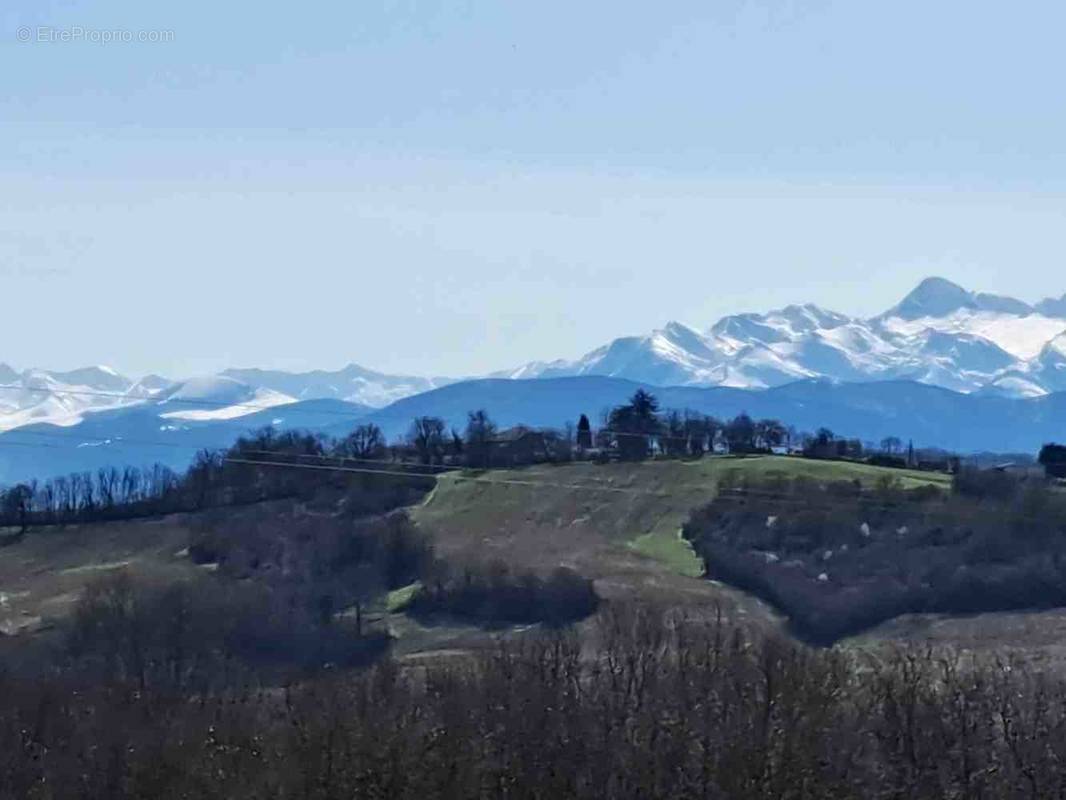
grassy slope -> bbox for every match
[3,456,990,662]
[410,455,947,633]
[0,515,199,635]
[418,456,946,573]
[710,455,952,489]
[8,456,1066,669]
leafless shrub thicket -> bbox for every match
[3,604,1066,798]
[684,469,1066,643]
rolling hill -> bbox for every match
[2,373,1066,485]
[359,376,1066,454]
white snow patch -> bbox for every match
[881,310,1066,360]
[158,387,296,422]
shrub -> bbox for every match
[412,561,598,626]
[684,472,1066,644]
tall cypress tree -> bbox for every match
[576,414,592,449]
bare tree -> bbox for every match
[881,436,903,454]
[756,419,787,451]
[0,483,33,532]
[464,409,497,468]
[409,416,446,465]
[338,424,386,460]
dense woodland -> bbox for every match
[6,605,1066,798]
[684,467,1066,644]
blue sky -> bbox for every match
[3,1,1066,378]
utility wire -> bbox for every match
[0,427,671,496]
[8,426,953,496]
[222,457,672,496]
[4,431,1056,521]
[2,426,788,485]
[3,428,457,472]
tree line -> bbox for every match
[0,428,433,533]
[6,604,1066,798]
[0,387,1020,534]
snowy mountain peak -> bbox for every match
[221,364,454,408]
[887,277,978,319]
[1036,293,1066,318]
[916,330,1017,373]
[661,320,698,338]
[657,321,714,353]
[884,276,1033,321]
[160,375,255,404]
[971,292,1035,316]
[709,313,791,346]
[133,374,173,392]
[708,304,853,354]
[3,279,1066,440]
[156,376,297,421]
[1026,332,1066,393]
[503,278,1066,399]
[1047,332,1066,358]
[47,365,133,393]
[775,303,851,333]
[0,365,144,433]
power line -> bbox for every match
[2,428,457,471]
[2,424,949,490]
[4,431,1057,523]
[5,428,801,499]
[2,427,800,488]
[0,407,969,504]
[222,458,673,496]
[0,427,670,496]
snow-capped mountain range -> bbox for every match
[2,277,1066,438]
[2,277,1066,483]
[500,277,1066,398]
[0,366,171,433]
[0,364,449,434]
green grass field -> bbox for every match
[704,454,953,488]
[385,582,422,612]
[627,530,704,577]
[407,454,951,640]
[420,455,949,580]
